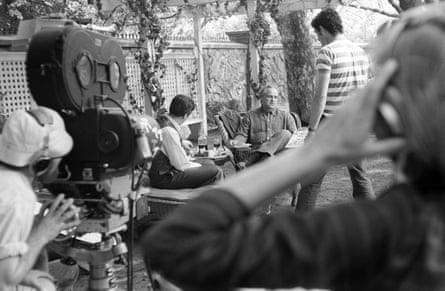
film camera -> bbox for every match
[26,23,161,290]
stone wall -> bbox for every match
[203,46,248,108]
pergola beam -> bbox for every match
[163,0,238,7]
[163,0,339,10]
[192,8,208,135]
[278,0,339,13]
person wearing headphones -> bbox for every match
[0,106,80,290]
[142,4,445,290]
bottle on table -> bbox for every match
[197,135,208,155]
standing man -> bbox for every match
[296,8,374,210]
[233,85,298,167]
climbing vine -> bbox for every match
[247,10,270,97]
[246,0,282,98]
[175,60,198,99]
[121,0,169,113]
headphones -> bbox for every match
[375,94,403,139]
[27,108,54,177]
[374,8,445,140]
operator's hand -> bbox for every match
[35,194,81,242]
[305,59,405,165]
[20,270,56,291]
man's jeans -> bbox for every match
[295,160,375,211]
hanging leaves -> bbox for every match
[247,0,282,98]
[124,0,169,113]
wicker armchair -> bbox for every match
[214,110,251,171]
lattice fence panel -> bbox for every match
[159,58,177,107]
[0,52,144,116]
[160,54,201,122]
[124,54,145,113]
[0,53,33,117]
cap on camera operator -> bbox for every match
[0,106,80,290]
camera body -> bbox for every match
[26,25,160,234]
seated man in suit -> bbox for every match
[233,85,298,167]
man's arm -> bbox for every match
[308,70,330,131]
[0,195,80,286]
[0,203,50,286]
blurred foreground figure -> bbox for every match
[142,4,445,291]
[0,107,80,290]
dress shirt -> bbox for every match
[160,117,201,171]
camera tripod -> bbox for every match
[49,232,128,291]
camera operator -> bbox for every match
[0,106,80,290]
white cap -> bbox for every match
[0,106,73,167]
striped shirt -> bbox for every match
[316,39,369,117]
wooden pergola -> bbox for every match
[103,0,340,134]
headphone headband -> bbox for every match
[27,108,54,157]
[27,109,54,127]
[26,108,55,177]
[386,8,445,56]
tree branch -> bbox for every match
[160,10,182,19]
[22,0,53,8]
[387,0,402,13]
[339,0,399,17]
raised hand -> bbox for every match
[34,194,81,243]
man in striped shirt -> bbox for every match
[295,8,375,210]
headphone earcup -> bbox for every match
[29,157,51,177]
[34,158,61,184]
[33,158,51,177]
[375,102,403,139]
[374,87,404,139]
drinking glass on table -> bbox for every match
[213,137,221,155]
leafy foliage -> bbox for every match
[122,0,169,113]
[0,0,168,114]
[0,0,98,34]
[247,0,282,99]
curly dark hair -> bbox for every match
[311,8,343,35]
